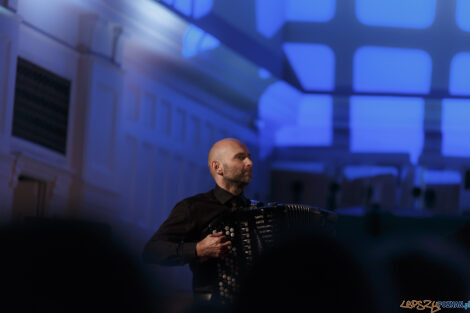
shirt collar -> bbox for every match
[213,184,250,206]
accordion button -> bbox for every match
[212,230,217,234]
[230,233,235,237]
[226,231,230,236]
[230,228,234,232]
[219,282,223,286]
[222,274,226,279]
[225,226,229,230]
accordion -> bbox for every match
[205,202,337,303]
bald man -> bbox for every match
[143,138,253,297]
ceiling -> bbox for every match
[154,0,469,100]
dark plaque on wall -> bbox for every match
[12,57,71,155]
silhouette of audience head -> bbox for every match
[369,236,470,313]
[234,233,379,313]
[0,217,163,313]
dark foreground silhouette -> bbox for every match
[0,217,164,313]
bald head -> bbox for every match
[207,138,253,192]
[208,138,246,169]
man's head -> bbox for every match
[208,138,253,194]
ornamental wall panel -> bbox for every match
[81,57,122,192]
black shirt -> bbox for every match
[142,185,250,293]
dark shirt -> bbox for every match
[143,184,250,293]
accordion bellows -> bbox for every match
[204,202,338,303]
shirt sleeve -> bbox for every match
[142,200,198,266]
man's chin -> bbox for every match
[237,178,251,186]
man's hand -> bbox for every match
[196,232,231,260]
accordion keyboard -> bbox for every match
[206,203,337,303]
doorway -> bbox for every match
[12,175,48,219]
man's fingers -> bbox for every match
[220,241,231,247]
[210,232,224,237]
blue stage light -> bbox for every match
[449,53,470,95]
[193,0,213,19]
[286,0,335,22]
[354,46,432,94]
[255,0,285,38]
[258,68,271,79]
[442,99,470,157]
[350,96,424,163]
[174,0,192,16]
[457,0,470,32]
[199,33,219,52]
[182,24,219,58]
[356,0,436,29]
[182,25,204,58]
[283,43,335,91]
[275,95,333,146]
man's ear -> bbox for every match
[212,160,223,175]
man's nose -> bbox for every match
[245,157,253,167]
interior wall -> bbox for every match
[0,0,264,291]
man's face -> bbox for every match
[221,143,253,186]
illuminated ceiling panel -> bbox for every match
[354,46,432,94]
[350,96,424,163]
[283,43,335,91]
[286,0,335,22]
[255,0,285,38]
[457,0,470,31]
[442,99,470,157]
[174,0,191,16]
[275,95,333,147]
[356,0,436,29]
[193,0,213,19]
[449,52,470,95]
[258,81,301,122]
